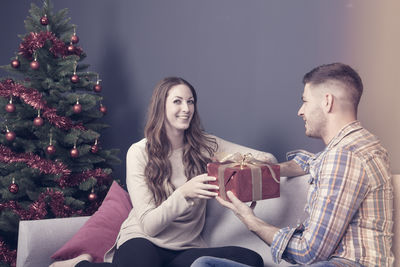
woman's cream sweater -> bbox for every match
[104,135,276,262]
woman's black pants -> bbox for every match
[76,237,263,267]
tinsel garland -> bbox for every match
[0,188,100,267]
[0,79,85,131]
[0,189,85,220]
[58,168,112,187]
[0,144,71,180]
[0,144,112,188]
[0,143,112,264]
[0,238,16,267]
[0,187,100,266]
[18,31,82,59]
[0,144,111,213]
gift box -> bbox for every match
[207,154,280,202]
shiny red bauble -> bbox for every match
[93,84,102,92]
[99,105,107,114]
[46,145,56,155]
[11,59,20,68]
[91,144,99,154]
[70,74,80,83]
[5,103,16,113]
[88,192,97,201]
[33,117,44,126]
[8,182,19,194]
[73,103,82,114]
[40,16,49,25]
[5,131,16,141]
[67,44,75,53]
[71,34,79,44]
[70,148,79,158]
[30,60,40,70]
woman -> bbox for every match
[50,77,276,267]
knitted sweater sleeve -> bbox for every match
[125,141,195,237]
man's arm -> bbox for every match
[279,160,307,177]
[215,159,306,244]
[216,192,280,246]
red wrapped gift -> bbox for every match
[207,153,280,202]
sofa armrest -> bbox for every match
[392,174,400,267]
[17,216,90,267]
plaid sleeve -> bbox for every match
[286,149,315,173]
[273,148,369,264]
[270,227,298,264]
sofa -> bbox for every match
[16,174,399,267]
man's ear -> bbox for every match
[323,93,334,113]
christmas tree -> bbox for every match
[0,1,120,266]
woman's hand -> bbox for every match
[177,173,219,200]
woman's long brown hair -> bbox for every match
[144,77,217,206]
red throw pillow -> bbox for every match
[51,181,132,262]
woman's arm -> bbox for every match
[125,141,194,236]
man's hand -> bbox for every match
[216,191,256,225]
[216,191,280,246]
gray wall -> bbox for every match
[1,0,398,182]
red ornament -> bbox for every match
[30,60,40,70]
[33,117,44,126]
[8,181,19,194]
[11,59,20,68]
[71,34,79,44]
[73,103,82,114]
[88,191,97,201]
[91,139,99,153]
[70,147,79,158]
[46,145,56,155]
[67,44,75,53]
[71,74,80,83]
[5,131,16,141]
[91,144,99,153]
[93,84,102,92]
[100,105,107,114]
[40,15,49,25]
[5,103,16,113]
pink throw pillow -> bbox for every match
[51,181,132,262]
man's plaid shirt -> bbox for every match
[271,121,394,266]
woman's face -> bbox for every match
[164,84,195,135]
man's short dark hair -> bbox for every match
[303,63,363,109]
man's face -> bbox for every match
[297,83,326,139]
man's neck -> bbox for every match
[322,116,357,145]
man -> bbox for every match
[192,63,394,266]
